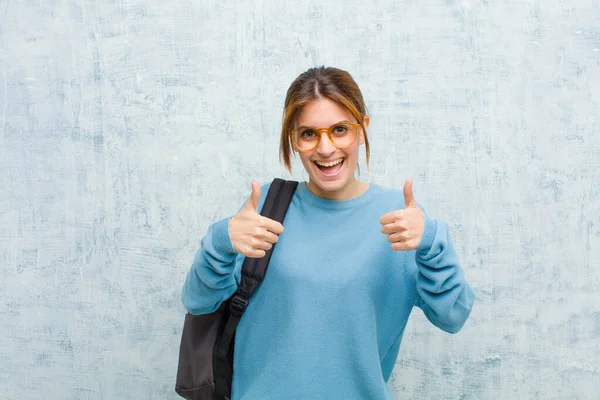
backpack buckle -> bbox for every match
[230,294,249,317]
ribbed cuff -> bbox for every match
[417,214,436,254]
[211,216,237,256]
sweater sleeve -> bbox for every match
[181,216,242,315]
[412,210,475,334]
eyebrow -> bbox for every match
[296,120,353,128]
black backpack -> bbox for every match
[175,178,299,400]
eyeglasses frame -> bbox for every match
[290,122,362,152]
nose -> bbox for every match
[316,131,336,156]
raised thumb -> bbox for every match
[403,179,417,207]
[247,181,261,211]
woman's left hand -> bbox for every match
[380,179,425,251]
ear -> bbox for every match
[359,115,370,145]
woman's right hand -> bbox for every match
[229,181,285,258]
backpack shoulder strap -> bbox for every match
[213,179,298,400]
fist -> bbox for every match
[380,179,424,251]
[229,181,284,258]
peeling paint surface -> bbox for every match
[0,1,599,399]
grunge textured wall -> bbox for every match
[1,1,599,399]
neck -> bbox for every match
[306,178,369,201]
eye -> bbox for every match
[299,128,317,139]
[332,124,349,135]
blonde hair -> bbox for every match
[279,66,370,172]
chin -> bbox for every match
[305,159,356,197]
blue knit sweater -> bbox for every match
[182,181,475,399]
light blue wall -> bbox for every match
[1,1,599,399]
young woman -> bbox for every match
[182,66,475,399]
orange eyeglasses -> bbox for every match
[290,122,361,152]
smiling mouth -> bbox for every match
[313,158,344,176]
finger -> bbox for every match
[381,221,407,235]
[250,181,261,210]
[246,248,267,258]
[380,210,404,226]
[248,236,271,252]
[245,180,261,211]
[258,230,280,244]
[392,239,417,251]
[391,241,410,251]
[261,217,284,235]
[254,240,273,251]
[386,232,409,243]
[404,179,417,208]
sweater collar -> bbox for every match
[295,181,380,210]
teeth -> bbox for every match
[315,158,343,167]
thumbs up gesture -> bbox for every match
[380,179,425,251]
[229,181,285,258]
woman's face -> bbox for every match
[295,98,369,200]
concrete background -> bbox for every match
[1,1,599,399]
